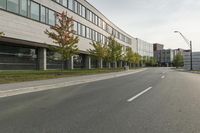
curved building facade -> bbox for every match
[0,0,153,70]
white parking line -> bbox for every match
[127,87,152,102]
[161,75,165,79]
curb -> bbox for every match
[0,68,147,98]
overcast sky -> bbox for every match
[87,0,200,51]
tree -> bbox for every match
[107,36,123,68]
[124,47,134,64]
[45,11,79,70]
[133,53,142,67]
[88,41,108,68]
[145,57,157,66]
[173,53,184,68]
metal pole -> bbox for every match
[190,41,193,70]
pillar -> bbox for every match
[119,61,123,68]
[106,62,111,69]
[85,55,91,69]
[98,58,103,69]
[38,48,46,70]
[67,56,74,70]
[114,61,117,68]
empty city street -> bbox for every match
[0,68,200,133]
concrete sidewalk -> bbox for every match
[0,68,147,98]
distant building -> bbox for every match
[154,49,174,67]
[183,51,200,70]
[153,43,164,51]
[153,43,189,67]
[173,48,185,57]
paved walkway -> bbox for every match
[0,68,147,98]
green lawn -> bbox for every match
[0,68,125,84]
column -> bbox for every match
[67,56,74,70]
[38,48,46,70]
[98,58,103,69]
[114,61,117,68]
[106,62,111,69]
[85,55,91,69]
[119,61,123,68]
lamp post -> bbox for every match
[174,31,193,70]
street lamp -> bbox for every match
[174,31,193,70]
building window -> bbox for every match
[86,27,91,39]
[89,11,92,22]
[102,21,106,30]
[19,0,28,16]
[98,18,103,28]
[74,1,78,13]
[73,21,78,34]
[30,1,40,21]
[7,0,19,13]
[68,0,73,10]
[107,25,112,34]
[48,9,55,26]
[82,25,85,37]
[95,15,98,25]
[100,34,103,43]
[95,32,99,42]
[91,30,95,41]
[86,9,90,20]
[77,23,81,35]
[63,0,67,7]
[78,3,82,16]
[0,0,6,9]
[40,6,46,23]
[81,6,85,18]
[92,13,95,23]
[45,8,49,24]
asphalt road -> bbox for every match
[0,68,200,133]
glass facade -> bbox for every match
[40,6,46,23]
[0,0,6,9]
[7,0,19,13]
[30,1,39,21]
[20,0,28,16]
[68,0,73,10]
[48,9,55,25]
[63,0,67,7]
[0,43,38,70]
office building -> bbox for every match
[0,0,153,70]
[153,43,164,51]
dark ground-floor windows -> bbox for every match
[47,51,86,69]
[47,49,62,69]
[0,42,38,70]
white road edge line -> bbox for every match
[161,75,165,79]
[127,87,152,102]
